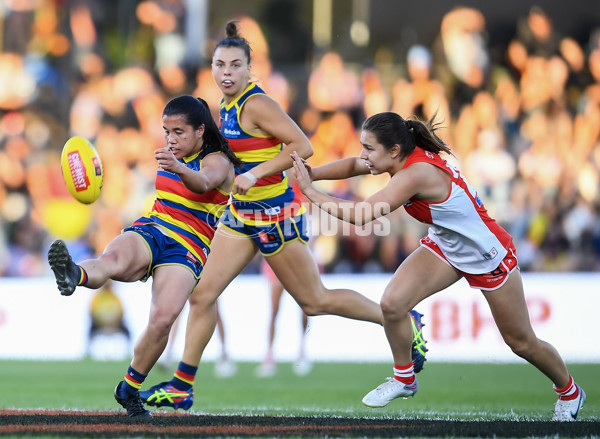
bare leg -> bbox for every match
[482,270,570,388]
[159,313,181,368]
[82,232,151,287]
[266,240,383,323]
[131,265,196,375]
[380,247,460,365]
[181,227,257,367]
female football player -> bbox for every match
[48,95,241,417]
[291,111,585,421]
[139,21,427,411]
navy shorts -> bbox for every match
[218,206,309,255]
[123,224,203,281]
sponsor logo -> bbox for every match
[482,247,498,260]
[263,206,281,216]
[223,128,241,136]
[68,151,90,191]
[490,267,504,277]
[92,156,102,176]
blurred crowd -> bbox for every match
[1,1,600,277]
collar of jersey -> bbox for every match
[182,150,201,163]
[223,82,256,111]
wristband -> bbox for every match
[241,171,258,185]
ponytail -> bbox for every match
[196,98,243,169]
[408,113,452,157]
[362,111,451,159]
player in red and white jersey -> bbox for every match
[292,111,585,421]
[402,146,514,279]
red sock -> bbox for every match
[393,362,415,385]
[554,375,579,400]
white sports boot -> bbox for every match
[362,377,418,408]
[552,385,586,421]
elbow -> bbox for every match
[299,143,314,159]
[193,181,211,194]
[349,211,376,227]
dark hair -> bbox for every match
[213,20,252,64]
[163,95,242,168]
[361,112,452,159]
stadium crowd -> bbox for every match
[1,1,600,277]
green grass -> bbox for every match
[1,360,597,421]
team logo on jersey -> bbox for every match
[259,231,277,243]
[425,151,434,159]
[482,247,498,260]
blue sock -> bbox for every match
[119,366,146,397]
[172,361,197,390]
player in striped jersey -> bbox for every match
[48,95,241,417]
[292,111,585,421]
[140,21,427,411]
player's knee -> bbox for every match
[148,308,178,338]
[189,287,219,308]
[380,289,411,322]
[98,250,120,272]
[298,302,321,317]
[504,334,535,359]
[293,287,330,316]
[297,292,330,316]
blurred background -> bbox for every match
[0,0,599,362]
[2,0,600,275]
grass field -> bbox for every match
[0,359,597,421]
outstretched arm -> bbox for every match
[292,152,420,225]
[310,156,371,181]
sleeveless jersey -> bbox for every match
[403,147,513,274]
[219,82,304,224]
[132,150,230,265]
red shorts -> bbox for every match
[420,237,519,291]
